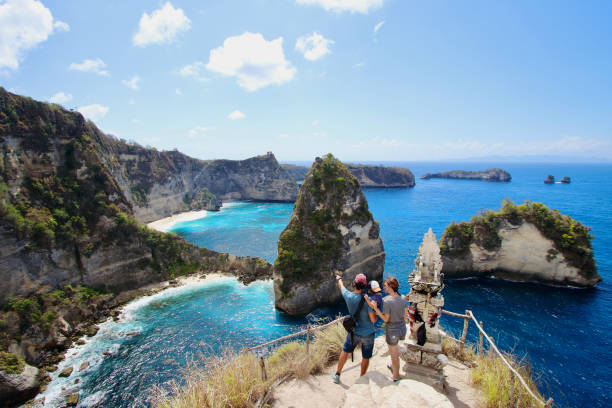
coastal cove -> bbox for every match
[38,162,611,408]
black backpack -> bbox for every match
[342,295,366,339]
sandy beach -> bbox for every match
[146,210,208,232]
[146,202,241,232]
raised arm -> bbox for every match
[335,274,344,292]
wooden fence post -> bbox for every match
[459,310,470,351]
[479,321,484,353]
[306,323,311,354]
[259,356,267,381]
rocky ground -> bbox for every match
[272,335,483,408]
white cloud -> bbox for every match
[53,20,69,32]
[133,2,190,47]
[78,104,109,122]
[227,110,245,120]
[49,92,72,104]
[312,120,319,126]
[354,62,365,68]
[295,32,333,61]
[188,125,215,138]
[178,61,208,82]
[0,0,69,71]
[296,0,384,14]
[69,58,109,76]
[374,20,385,33]
[175,88,182,95]
[206,32,296,91]
[122,75,141,90]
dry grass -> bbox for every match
[442,333,548,408]
[472,348,547,408]
[153,322,346,408]
[441,336,477,366]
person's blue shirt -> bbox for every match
[342,287,375,336]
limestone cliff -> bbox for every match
[281,163,415,188]
[439,199,601,287]
[274,154,385,316]
[0,89,277,404]
[101,143,297,223]
[346,164,415,188]
[0,88,275,302]
[421,168,511,182]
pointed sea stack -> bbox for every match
[544,175,555,184]
[273,154,385,315]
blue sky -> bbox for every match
[1,0,611,162]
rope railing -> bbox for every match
[467,310,554,407]
[245,309,554,407]
[442,309,553,407]
[245,317,344,352]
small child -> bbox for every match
[368,280,383,311]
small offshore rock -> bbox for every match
[544,175,555,184]
[75,339,85,346]
[59,366,73,377]
[74,378,80,384]
[66,392,79,406]
[103,350,111,355]
[44,365,58,372]
[86,325,100,337]
[79,361,90,372]
[561,176,571,184]
[125,331,139,336]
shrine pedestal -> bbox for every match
[400,338,448,392]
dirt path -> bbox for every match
[271,336,483,408]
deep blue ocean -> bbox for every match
[40,162,612,408]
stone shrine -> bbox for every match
[401,228,448,390]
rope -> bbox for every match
[246,317,344,352]
[468,311,553,407]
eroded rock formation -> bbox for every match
[439,200,601,287]
[274,154,385,315]
[281,163,415,187]
[421,168,511,182]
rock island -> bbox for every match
[439,199,601,287]
[274,154,385,315]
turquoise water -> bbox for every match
[42,162,611,407]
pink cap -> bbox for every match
[354,273,367,286]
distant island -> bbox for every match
[280,163,415,188]
[421,168,511,182]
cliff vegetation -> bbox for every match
[275,154,371,293]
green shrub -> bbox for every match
[41,311,56,329]
[0,352,25,374]
[8,297,41,323]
